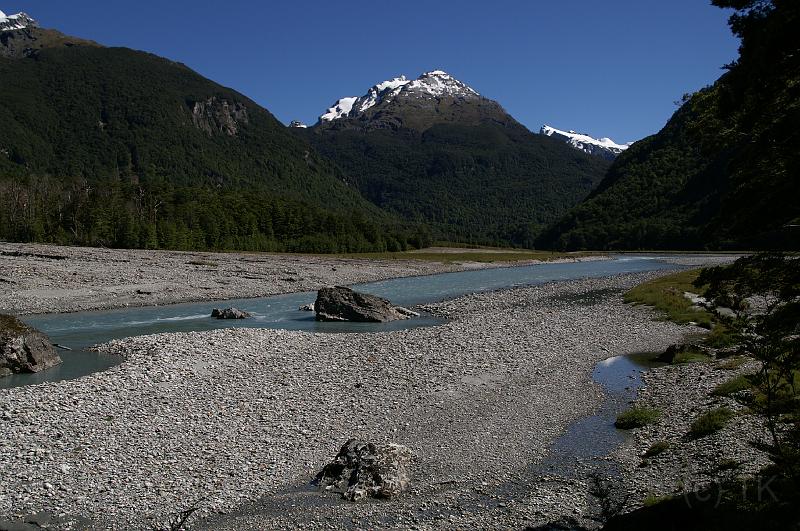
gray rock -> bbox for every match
[313,439,413,500]
[314,287,409,322]
[395,306,420,317]
[0,511,93,531]
[298,303,315,312]
[211,308,251,320]
[191,97,249,137]
[0,314,61,377]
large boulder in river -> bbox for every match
[313,439,413,500]
[314,286,409,322]
[211,307,251,319]
[0,314,62,377]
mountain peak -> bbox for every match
[0,10,37,32]
[319,70,481,124]
[540,124,633,160]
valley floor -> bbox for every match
[0,242,592,315]
[0,268,721,530]
[0,248,765,530]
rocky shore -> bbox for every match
[0,270,713,530]
[0,242,598,315]
[611,357,771,512]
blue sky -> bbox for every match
[6,1,738,142]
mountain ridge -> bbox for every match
[540,124,632,160]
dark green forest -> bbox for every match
[0,43,419,253]
[537,0,799,251]
[298,121,609,248]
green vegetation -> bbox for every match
[537,0,799,251]
[703,323,737,348]
[716,356,747,370]
[615,407,661,430]
[689,407,735,439]
[697,251,800,480]
[643,495,674,508]
[297,119,610,248]
[643,441,670,458]
[669,347,712,365]
[712,375,755,397]
[624,269,714,328]
[0,43,424,253]
[329,249,594,264]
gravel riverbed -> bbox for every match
[0,242,594,315]
[612,357,771,512]
[0,270,709,530]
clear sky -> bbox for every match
[5,1,739,143]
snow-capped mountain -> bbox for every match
[319,70,482,123]
[0,10,36,32]
[288,120,308,128]
[540,125,633,160]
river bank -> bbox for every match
[0,242,598,315]
[0,269,709,529]
[611,356,771,514]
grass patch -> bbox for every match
[672,349,712,365]
[657,344,712,364]
[643,494,674,507]
[716,356,747,370]
[643,441,671,458]
[615,407,662,429]
[689,407,735,439]
[711,375,754,397]
[625,269,713,328]
[328,250,598,264]
[704,324,737,348]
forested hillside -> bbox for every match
[0,33,412,253]
[537,0,799,251]
[300,123,608,247]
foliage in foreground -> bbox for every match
[695,252,800,478]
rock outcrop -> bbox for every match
[313,439,413,501]
[314,287,410,322]
[210,308,251,319]
[0,314,62,377]
[191,97,249,136]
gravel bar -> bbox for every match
[0,269,708,530]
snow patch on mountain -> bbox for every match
[320,97,358,122]
[319,70,480,123]
[0,10,36,32]
[540,124,633,159]
[358,76,410,113]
